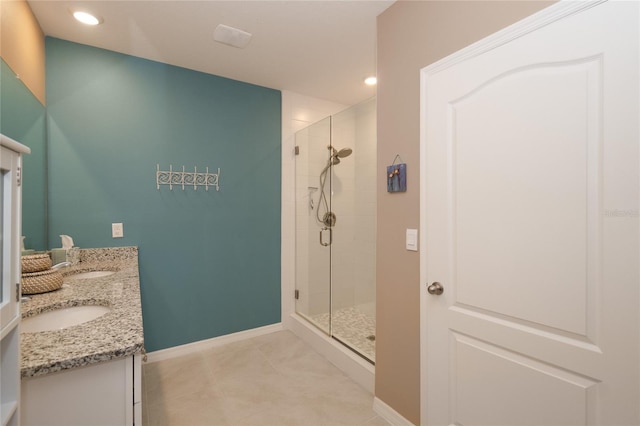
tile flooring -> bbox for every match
[312,308,376,362]
[142,330,389,426]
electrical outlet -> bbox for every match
[112,223,124,238]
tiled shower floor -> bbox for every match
[312,307,376,362]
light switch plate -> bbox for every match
[112,223,124,238]
[406,228,418,251]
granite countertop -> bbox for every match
[20,247,144,379]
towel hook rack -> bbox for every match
[156,164,220,191]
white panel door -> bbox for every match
[420,1,639,425]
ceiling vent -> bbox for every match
[214,24,252,49]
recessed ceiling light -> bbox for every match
[364,76,377,86]
[214,24,252,49]
[72,11,102,26]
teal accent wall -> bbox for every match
[45,38,282,351]
[0,58,48,251]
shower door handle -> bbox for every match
[320,227,333,246]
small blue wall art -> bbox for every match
[387,155,407,193]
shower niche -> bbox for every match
[294,97,376,363]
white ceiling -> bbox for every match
[27,0,394,106]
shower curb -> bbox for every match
[288,313,374,393]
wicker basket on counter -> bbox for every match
[21,269,63,295]
[21,254,52,273]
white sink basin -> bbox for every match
[22,305,111,333]
[69,271,115,279]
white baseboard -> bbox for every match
[373,397,415,426]
[287,313,375,392]
[145,323,283,363]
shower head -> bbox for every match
[335,148,353,158]
[330,148,351,165]
[322,146,354,173]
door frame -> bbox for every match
[418,1,609,423]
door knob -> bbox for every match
[427,282,444,295]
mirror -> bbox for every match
[1,58,48,251]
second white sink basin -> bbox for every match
[22,305,111,333]
[69,271,115,279]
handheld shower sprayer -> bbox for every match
[316,146,353,228]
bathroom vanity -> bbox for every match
[20,247,144,426]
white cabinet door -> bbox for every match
[1,135,30,426]
[22,355,142,426]
[421,1,639,425]
[0,145,21,330]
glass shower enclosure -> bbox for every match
[294,97,376,362]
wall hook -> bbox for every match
[156,164,220,191]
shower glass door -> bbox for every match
[329,99,376,362]
[294,97,377,363]
[295,116,332,335]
